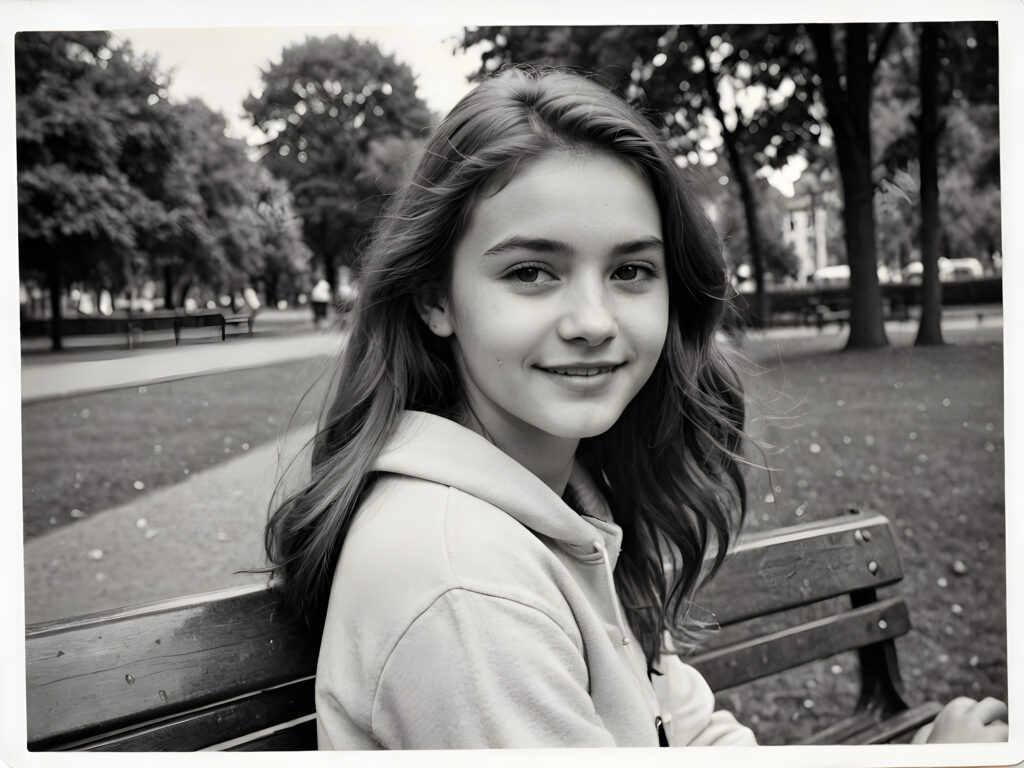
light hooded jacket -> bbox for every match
[315,411,756,749]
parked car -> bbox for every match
[904,257,984,283]
[809,264,892,287]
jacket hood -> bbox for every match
[373,411,622,565]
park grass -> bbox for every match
[714,326,1006,743]
[19,324,1007,744]
[21,357,333,539]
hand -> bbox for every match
[911,696,1008,744]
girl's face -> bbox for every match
[427,150,669,447]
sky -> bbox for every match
[114,26,480,144]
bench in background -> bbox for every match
[22,309,257,346]
[24,511,939,750]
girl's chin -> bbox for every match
[532,413,623,441]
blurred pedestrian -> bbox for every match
[310,277,331,328]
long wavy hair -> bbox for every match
[265,66,747,668]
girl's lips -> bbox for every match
[537,363,623,377]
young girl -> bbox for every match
[265,66,1007,749]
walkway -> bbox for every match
[21,328,343,403]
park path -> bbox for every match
[21,326,342,403]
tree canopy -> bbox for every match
[17,31,311,348]
[243,35,432,288]
[17,31,182,347]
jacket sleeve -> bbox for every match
[651,653,758,746]
[369,587,618,748]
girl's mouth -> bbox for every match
[539,364,621,377]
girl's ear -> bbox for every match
[413,285,454,338]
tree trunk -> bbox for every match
[47,264,63,352]
[691,26,769,327]
[915,22,944,346]
[163,265,176,309]
[320,213,336,295]
[265,272,279,307]
[177,281,192,309]
[724,134,769,327]
[810,24,888,349]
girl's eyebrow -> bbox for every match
[481,236,567,259]
[610,236,665,257]
[481,235,664,259]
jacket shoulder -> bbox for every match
[316,474,581,735]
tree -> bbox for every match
[149,99,313,309]
[243,35,432,291]
[915,22,998,345]
[16,31,181,350]
[916,23,944,345]
[873,22,999,345]
[806,24,898,349]
[251,169,313,306]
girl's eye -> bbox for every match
[612,263,653,281]
[505,264,555,284]
[514,266,541,283]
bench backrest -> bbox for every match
[25,511,909,750]
[689,511,906,689]
[26,585,318,751]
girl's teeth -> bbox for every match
[548,368,608,376]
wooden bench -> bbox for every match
[222,311,258,338]
[813,296,911,332]
[24,511,940,750]
[814,302,851,330]
[23,310,258,347]
[172,309,258,343]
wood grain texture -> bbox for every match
[689,596,910,691]
[78,679,315,751]
[851,702,945,744]
[222,716,317,751]
[26,584,317,748]
[697,512,901,625]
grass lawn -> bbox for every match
[21,358,332,539]
[714,327,1006,743]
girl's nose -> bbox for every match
[557,282,618,346]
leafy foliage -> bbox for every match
[16,32,179,290]
[17,32,311,340]
[243,35,432,283]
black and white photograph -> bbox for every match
[2,1,1021,766]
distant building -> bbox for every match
[782,168,840,283]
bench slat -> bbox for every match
[222,716,317,751]
[801,701,944,745]
[26,584,317,748]
[688,596,910,691]
[69,679,315,752]
[851,701,944,744]
[697,513,902,626]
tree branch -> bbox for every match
[808,25,853,146]
[868,22,899,78]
